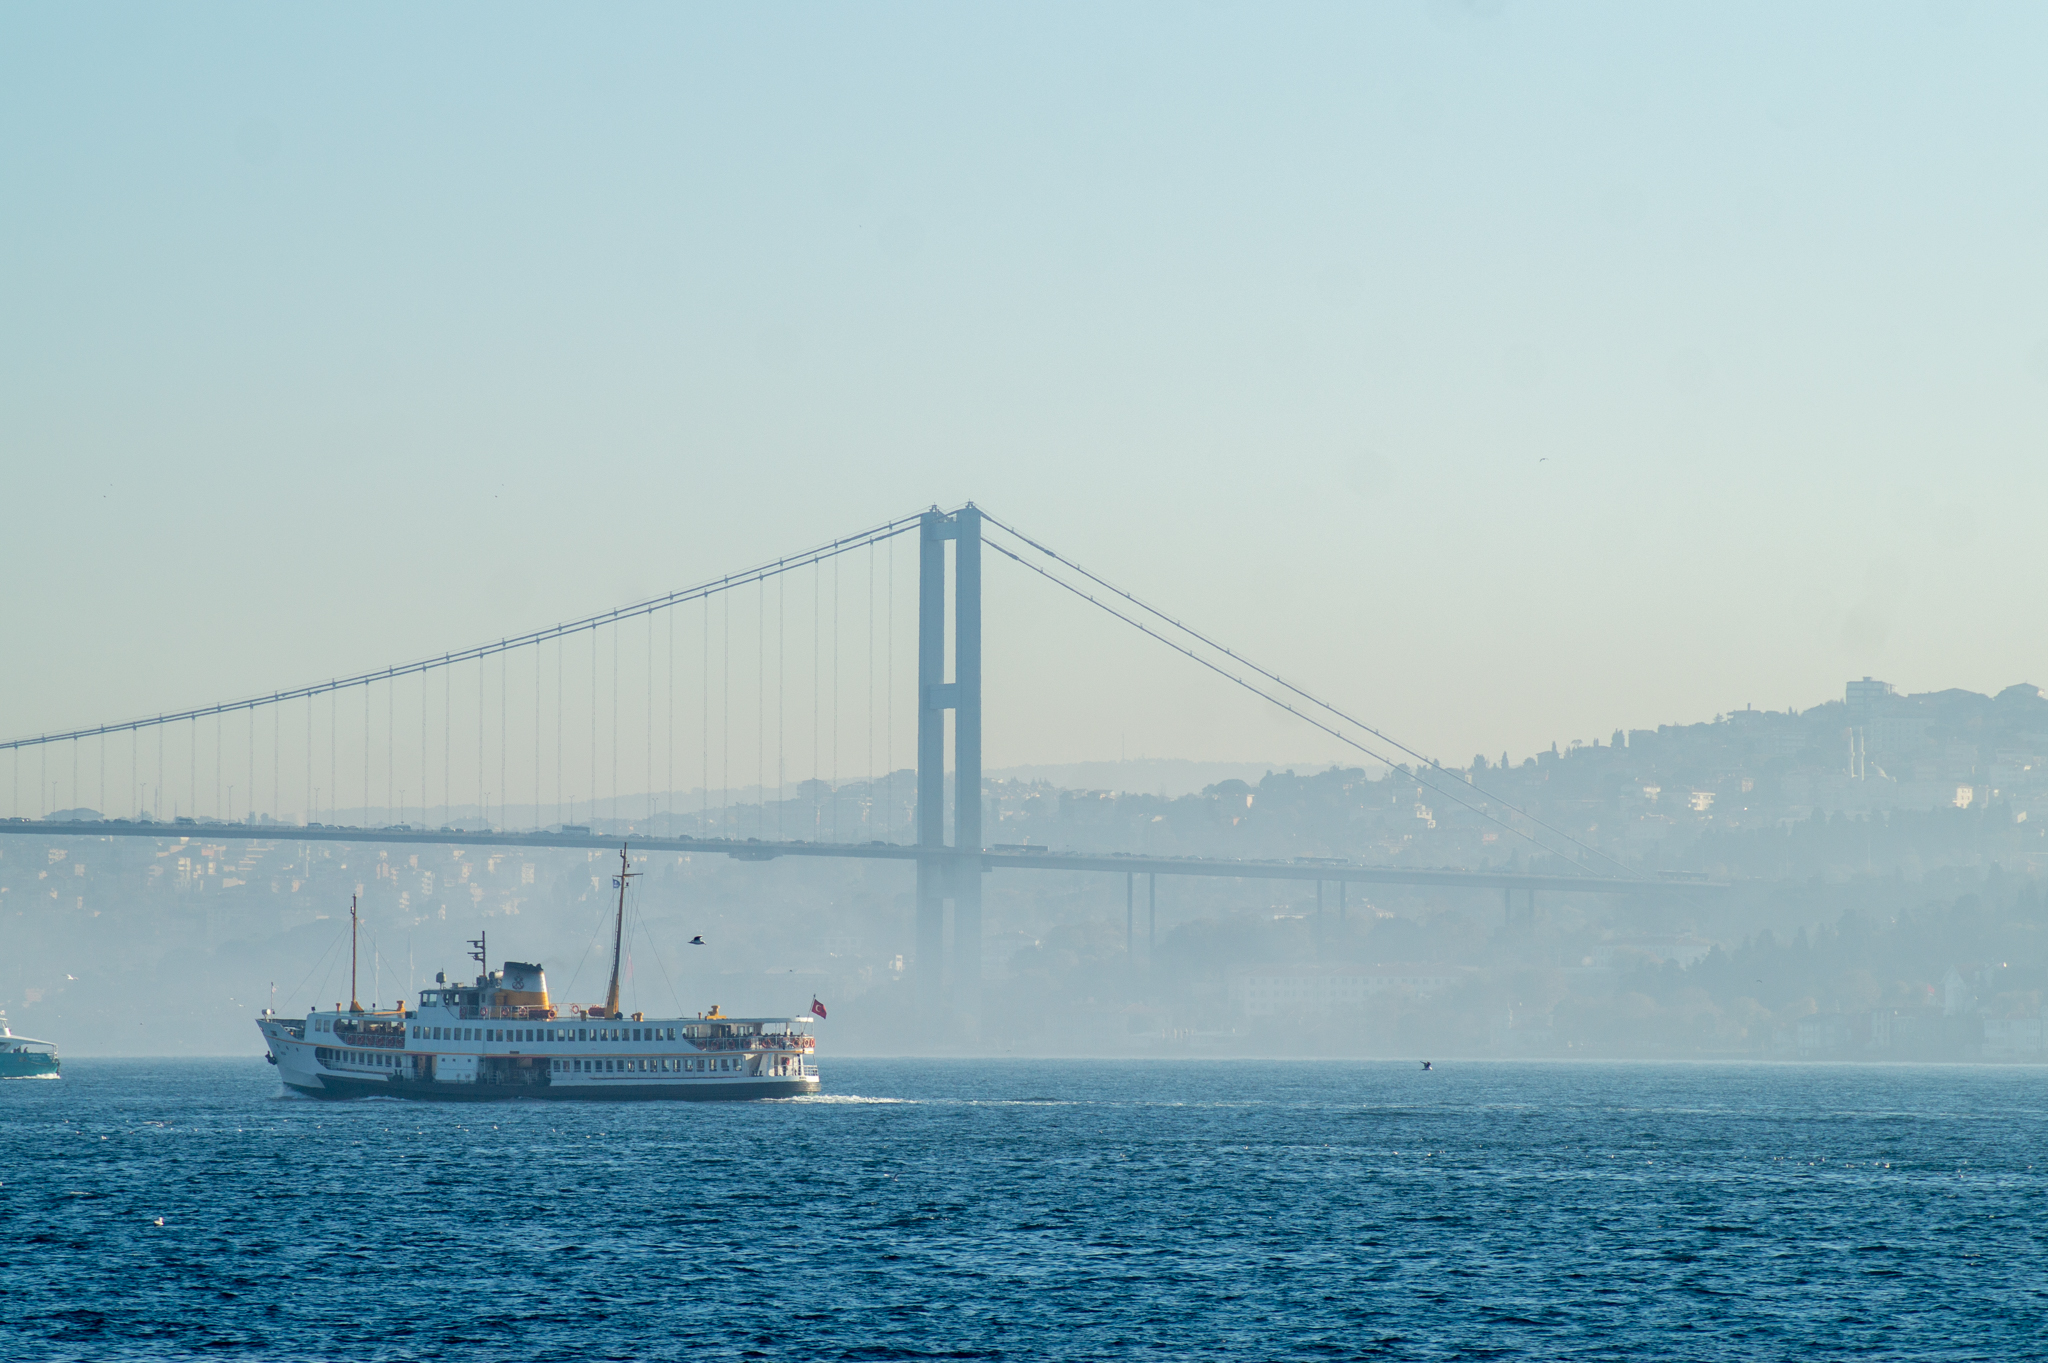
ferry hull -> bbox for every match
[264,1021,819,1102]
[0,1053,60,1079]
[280,1073,820,1102]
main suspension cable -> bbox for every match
[979,512,1635,879]
[3,511,928,752]
[981,533,1615,878]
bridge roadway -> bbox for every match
[0,818,1712,895]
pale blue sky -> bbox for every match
[4,2,2046,795]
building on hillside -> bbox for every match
[1228,963,1466,1017]
[1981,1008,2048,1062]
[1796,1011,1856,1058]
[1590,934,1715,968]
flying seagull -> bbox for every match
[688,935,706,946]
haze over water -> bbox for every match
[6,1057,2042,1361]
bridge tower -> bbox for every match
[916,505,983,1023]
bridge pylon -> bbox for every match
[915,505,983,1027]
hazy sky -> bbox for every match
[5,2,2046,794]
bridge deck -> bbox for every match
[0,819,1713,894]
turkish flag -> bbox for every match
[811,998,828,1020]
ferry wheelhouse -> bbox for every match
[256,847,820,1102]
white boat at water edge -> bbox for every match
[0,1010,60,1078]
[256,844,822,1102]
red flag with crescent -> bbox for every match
[811,997,828,1020]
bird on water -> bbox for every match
[688,935,706,946]
[1421,1061,1433,1071]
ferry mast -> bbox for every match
[603,844,636,1020]
[348,895,362,1014]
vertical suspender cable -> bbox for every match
[757,579,764,838]
[812,561,819,836]
[886,533,894,841]
[832,554,840,842]
[612,622,619,826]
[588,629,596,828]
[777,570,785,841]
[647,611,654,826]
[500,650,507,829]
[535,640,541,833]
[867,542,874,835]
[556,638,564,829]
[701,597,709,836]
[667,605,674,834]
[478,656,485,826]
[721,588,730,833]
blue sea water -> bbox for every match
[3,1058,2044,1361]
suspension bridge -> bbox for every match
[0,504,1708,1013]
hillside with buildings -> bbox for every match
[5,678,2046,1060]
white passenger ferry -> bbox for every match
[0,1010,60,1079]
[255,847,820,1101]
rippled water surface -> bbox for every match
[4,1058,2045,1360]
